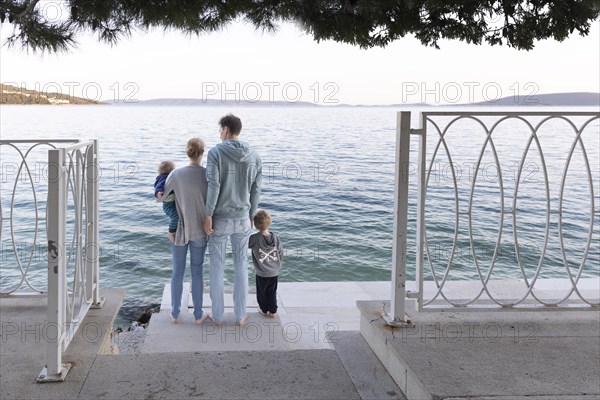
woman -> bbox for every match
[159,138,208,324]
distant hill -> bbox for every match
[4,84,597,107]
[104,98,320,107]
[109,92,599,107]
[474,92,599,106]
[1,84,103,105]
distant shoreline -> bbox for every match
[2,101,599,108]
[1,83,599,107]
[102,92,600,107]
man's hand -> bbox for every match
[204,216,214,235]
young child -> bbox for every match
[248,210,283,318]
[154,161,178,242]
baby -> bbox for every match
[154,161,178,242]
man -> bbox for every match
[204,114,262,326]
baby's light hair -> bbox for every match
[253,210,272,231]
[158,160,176,175]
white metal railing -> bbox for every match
[0,139,103,382]
[1,140,79,295]
[385,111,600,324]
[40,139,104,382]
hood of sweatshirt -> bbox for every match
[219,140,254,162]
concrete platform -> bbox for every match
[144,281,393,353]
[0,288,126,400]
[0,283,403,400]
[358,300,600,400]
[3,281,599,400]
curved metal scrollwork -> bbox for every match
[419,112,599,309]
[0,140,78,295]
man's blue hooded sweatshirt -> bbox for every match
[205,139,262,220]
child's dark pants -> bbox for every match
[256,275,278,313]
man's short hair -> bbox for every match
[219,114,242,135]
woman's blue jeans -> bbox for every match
[170,237,207,321]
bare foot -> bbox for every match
[235,315,248,326]
[195,314,208,325]
[170,314,180,324]
[207,314,222,327]
[267,312,278,318]
[168,232,175,242]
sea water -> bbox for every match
[1,105,598,318]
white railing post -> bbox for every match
[38,148,71,382]
[415,113,427,311]
[383,111,412,326]
[86,140,103,308]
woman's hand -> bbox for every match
[204,216,214,235]
[156,192,163,199]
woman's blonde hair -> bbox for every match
[186,138,205,160]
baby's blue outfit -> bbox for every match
[154,173,178,233]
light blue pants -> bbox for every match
[208,218,252,322]
[170,238,207,321]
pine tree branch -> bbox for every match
[0,0,598,53]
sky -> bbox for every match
[0,6,599,105]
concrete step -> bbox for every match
[332,331,406,400]
[143,281,395,354]
[78,350,361,400]
[142,310,333,353]
[358,300,600,399]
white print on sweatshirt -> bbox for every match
[259,248,279,263]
